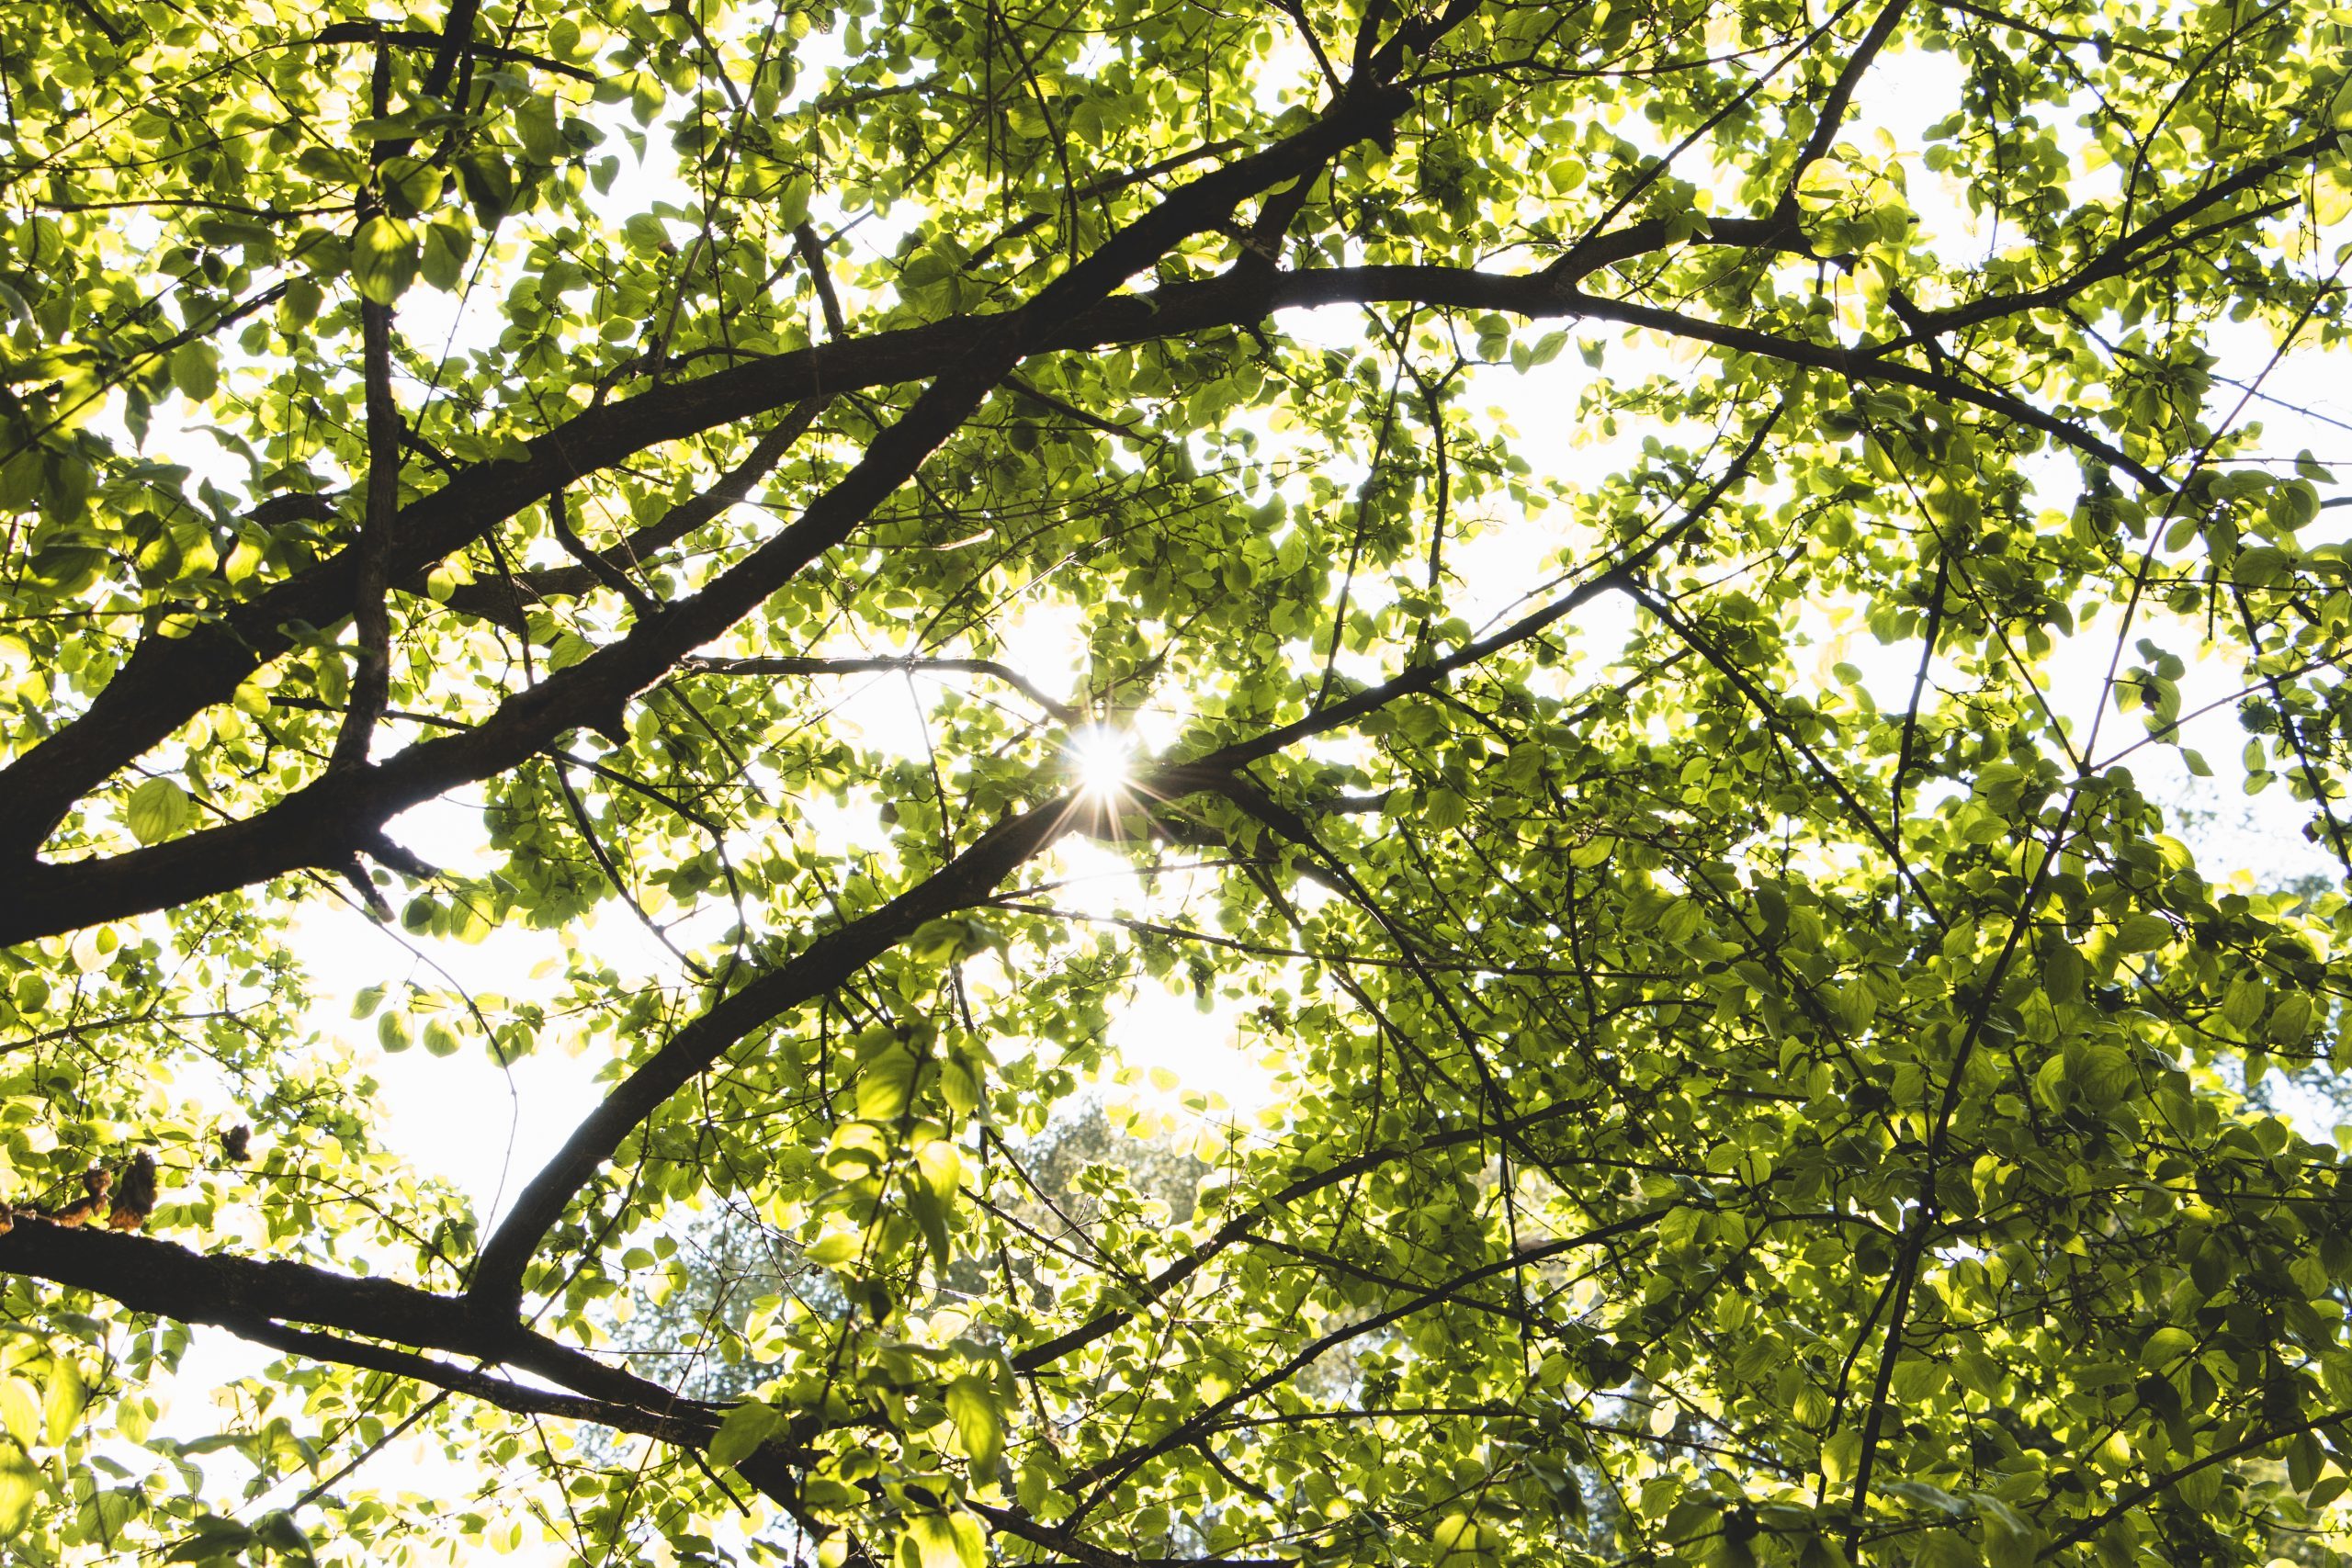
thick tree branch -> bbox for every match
[0,1213,827,1527]
[327,47,403,776]
[439,399,823,630]
[1784,0,1911,198]
[0,1217,684,1416]
[470,515,1714,1309]
[237,1319,714,1448]
[1893,127,2340,344]
[466,794,1093,1305]
[546,486,660,619]
[1548,286,2167,487]
[0,130,2272,886]
[0,79,1425,941]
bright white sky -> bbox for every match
[102,24,2352,1560]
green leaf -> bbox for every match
[253,1512,318,1568]
[546,632,596,671]
[775,175,814,229]
[41,1359,84,1447]
[1431,1512,1490,1561]
[913,1140,963,1205]
[707,1401,781,1468]
[352,216,419,305]
[910,1142,960,1264]
[1884,1481,1967,1517]
[516,95,561,163]
[126,777,193,845]
[939,1050,983,1119]
[1974,1494,2037,1568]
[420,221,469,291]
[165,1517,254,1562]
[2221,975,2266,1032]
[2064,1043,2135,1108]
[457,152,515,223]
[897,1512,984,1568]
[2040,937,2085,1001]
[0,1382,36,1450]
[2139,1326,2195,1371]
[2309,163,2351,227]
[910,917,994,964]
[169,344,219,403]
[805,1229,860,1267]
[2232,545,2290,588]
[0,1442,37,1543]
[858,1044,920,1122]
[945,1374,1003,1474]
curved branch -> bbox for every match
[0,84,1420,941]
[0,1216,704,1426]
[5,131,2285,914]
[466,793,1096,1306]
[678,653,1080,723]
[1008,1097,1589,1372]
[237,1319,716,1449]
[438,398,824,631]
[0,154,2242,862]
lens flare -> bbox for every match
[1069,728,1133,798]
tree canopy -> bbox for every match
[4,0,2352,1562]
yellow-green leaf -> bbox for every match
[0,1441,36,1542]
[897,1512,983,1568]
[858,1044,920,1122]
[352,216,419,305]
[806,1229,860,1267]
[939,1050,983,1119]
[2268,992,2313,1047]
[41,1359,84,1447]
[0,1381,37,1450]
[914,1141,963,1205]
[169,343,219,402]
[945,1374,1002,1474]
[517,95,561,162]
[420,221,470,292]
[2221,975,2267,1032]
[707,1400,780,1468]
[126,777,192,845]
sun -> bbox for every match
[1069,727,1134,799]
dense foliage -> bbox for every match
[3,0,2352,1563]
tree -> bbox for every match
[1,0,2350,1560]
[594,1100,1206,1410]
